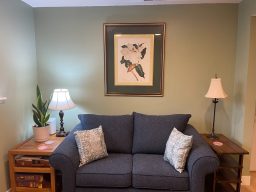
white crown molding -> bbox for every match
[21,0,242,8]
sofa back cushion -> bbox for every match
[78,114,133,153]
[132,112,191,154]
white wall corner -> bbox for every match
[242,176,251,186]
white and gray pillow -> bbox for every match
[74,125,108,166]
[164,127,193,173]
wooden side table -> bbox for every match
[201,134,249,192]
[8,134,64,192]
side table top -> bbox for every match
[201,134,249,155]
[9,134,65,156]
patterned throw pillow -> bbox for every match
[74,125,108,166]
[164,127,193,173]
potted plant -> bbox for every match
[32,85,51,142]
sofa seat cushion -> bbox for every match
[76,153,132,188]
[132,154,189,191]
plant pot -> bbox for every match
[33,125,50,142]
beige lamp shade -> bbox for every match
[205,78,228,99]
[49,89,76,110]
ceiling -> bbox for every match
[21,0,242,7]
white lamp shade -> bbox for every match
[205,78,228,99]
[49,89,76,111]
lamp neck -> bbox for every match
[211,98,218,139]
[212,98,219,104]
[59,110,64,131]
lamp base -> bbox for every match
[56,130,69,137]
[207,133,219,139]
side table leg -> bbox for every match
[213,171,216,192]
[8,152,16,191]
[50,167,56,192]
[237,155,243,192]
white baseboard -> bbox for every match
[242,176,251,186]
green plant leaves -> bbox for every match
[33,114,42,127]
[32,85,51,127]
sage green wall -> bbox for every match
[233,0,256,172]
[0,0,36,191]
[35,5,237,136]
[2,1,254,190]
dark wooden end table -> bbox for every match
[201,134,249,192]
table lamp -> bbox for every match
[49,89,76,137]
[205,75,227,139]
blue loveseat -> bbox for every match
[49,112,219,192]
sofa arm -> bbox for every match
[49,124,82,192]
[184,125,219,192]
